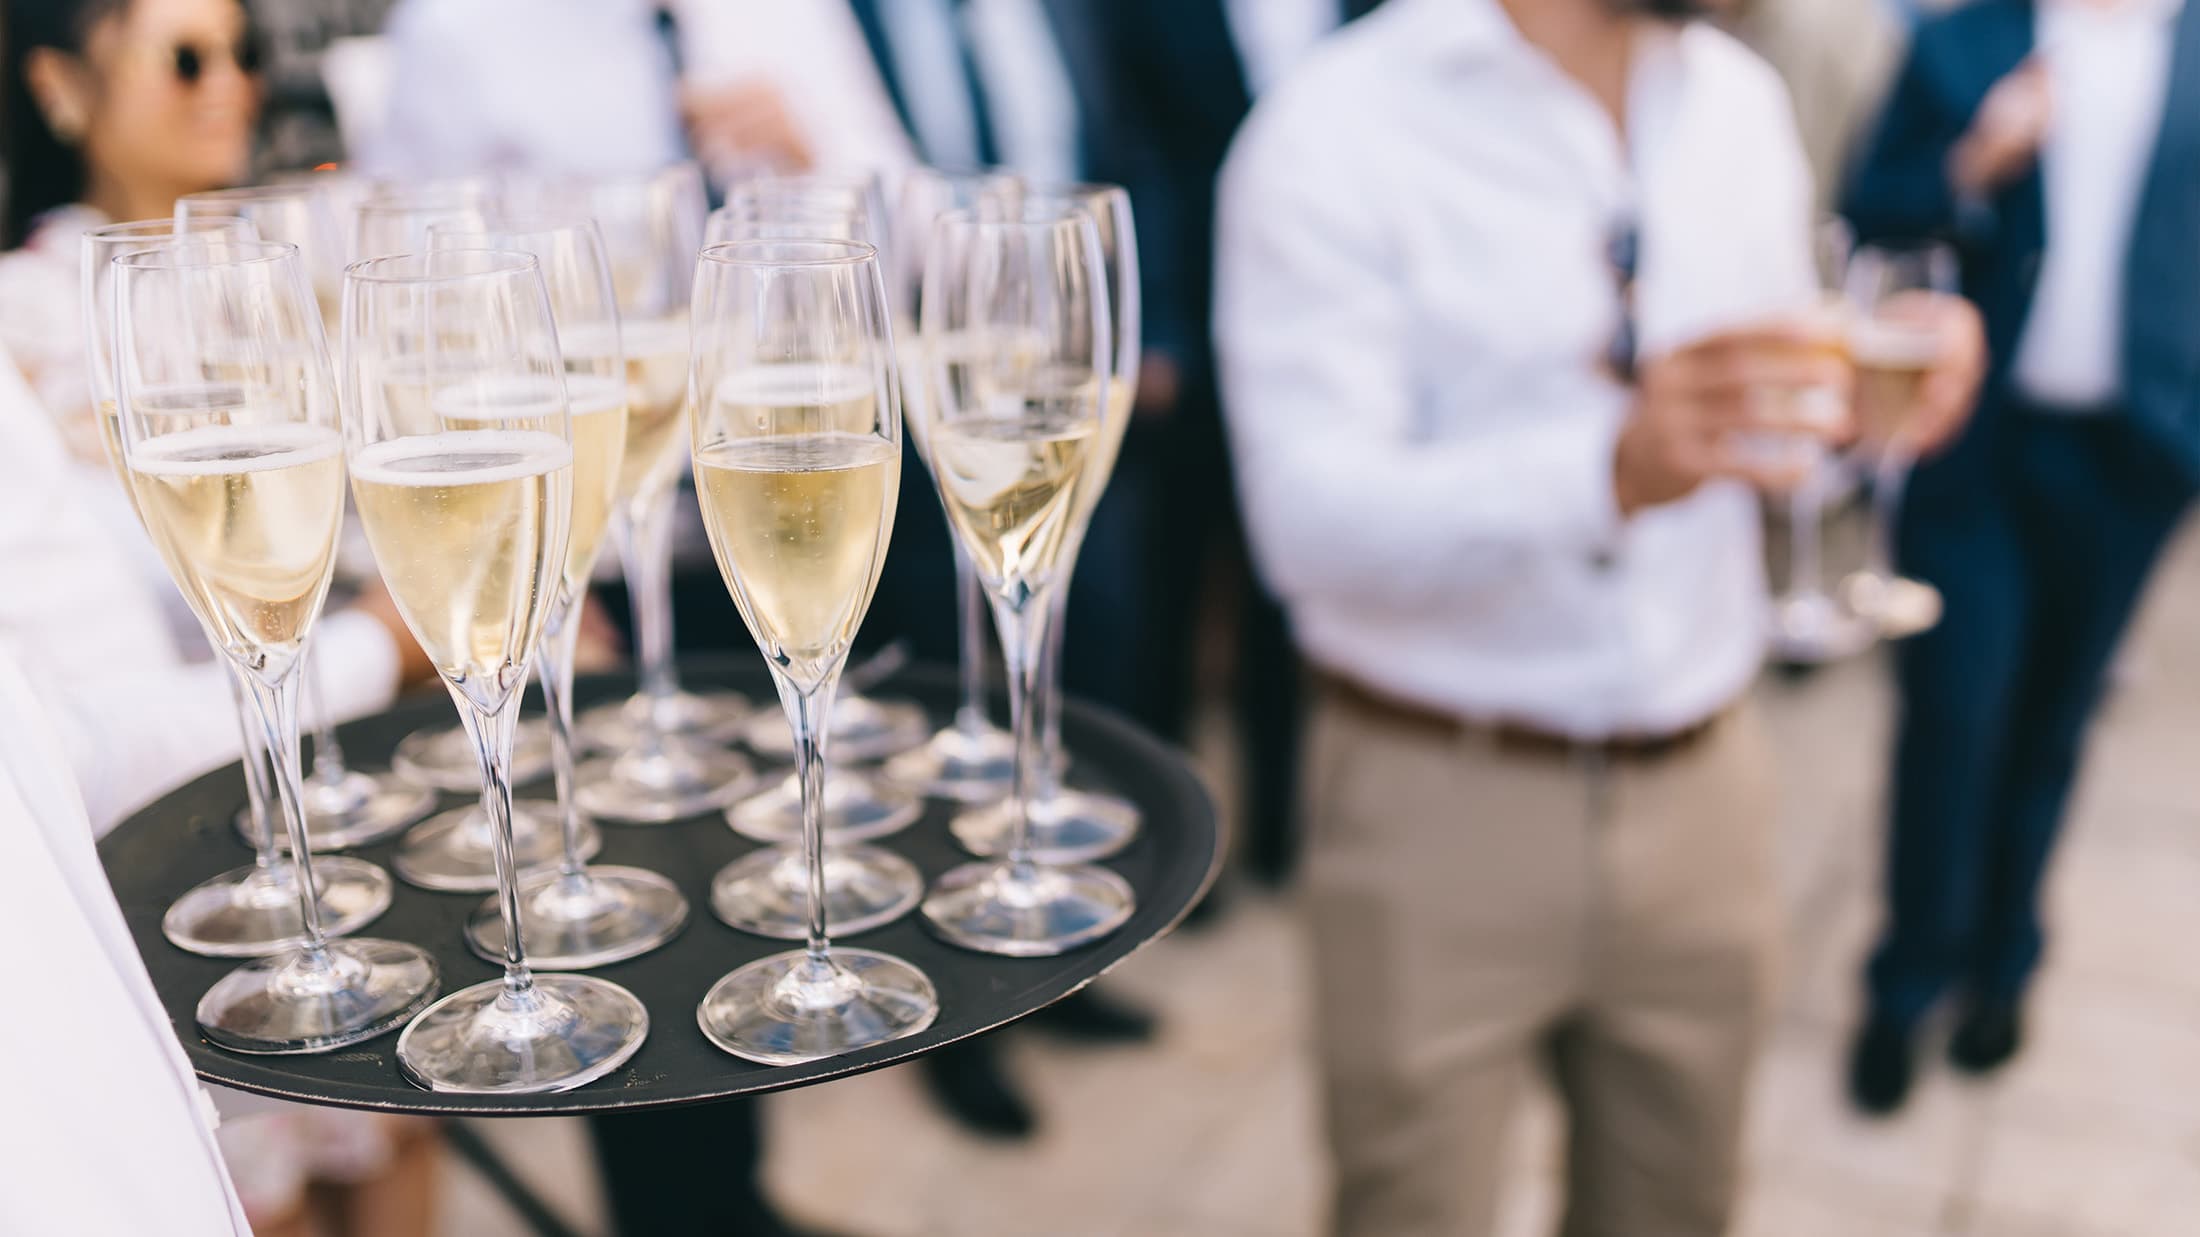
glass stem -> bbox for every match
[1037,584,1070,798]
[786,672,840,965]
[1867,446,1912,583]
[459,689,535,1001]
[302,648,348,783]
[622,486,682,715]
[244,666,328,959]
[1789,456,1826,601]
[991,589,1054,882]
[538,600,590,885]
[226,666,281,874]
[952,544,989,735]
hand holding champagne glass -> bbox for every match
[917,207,1136,957]
[112,239,438,1051]
[690,238,938,1063]
[342,249,648,1092]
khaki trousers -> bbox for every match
[1302,686,1780,1237]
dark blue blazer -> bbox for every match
[1844,0,2200,493]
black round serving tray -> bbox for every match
[98,660,1220,1117]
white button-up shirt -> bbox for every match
[2010,0,2183,409]
[1216,0,1815,739]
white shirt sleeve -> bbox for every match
[673,0,917,177]
[1213,109,1624,617]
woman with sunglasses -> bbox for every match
[0,5,441,1237]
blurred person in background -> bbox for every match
[1731,0,1903,208]
[1216,0,1983,1232]
[1084,0,1371,892]
[0,2,437,1232]
[1842,0,2200,1114]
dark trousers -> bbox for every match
[1869,407,2189,1024]
[587,1101,767,1236]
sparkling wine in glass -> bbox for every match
[112,238,439,1050]
[690,238,938,1062]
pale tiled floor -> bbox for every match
[438,525,2200,1237]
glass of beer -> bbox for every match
[917,206,1136,957]
[343,249,649,1092]
[111,239,439,1051]
[1843,240,1958,638]
[690,238,939,1062]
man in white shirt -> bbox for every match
[1842,0,2200,1115]
[1215,0,1983,1231]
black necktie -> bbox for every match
[951,0,1003,168]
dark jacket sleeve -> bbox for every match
[1842,25,1974,246]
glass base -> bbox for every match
[574,740,759,825]
[237,770,436,853]
[578,689,751,749]
[743,694,929,763]
[1768,590,1879,665]
[710,844,922,940]
[950,787,1140,864]
[726,768,922,845]
[162,857,394,958]
[881,722,1016,803]
[397,973,648,1094]
[465,866,690,970]
[392,801,595,893]
[197,938,440,1055]
[697,948,938,1066]
[393,721,555,793]
[1843,570,1944,640]
[922,860,1136,958]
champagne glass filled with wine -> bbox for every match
[880,167,1023,805]
[177,185,442,843]
[949,183,1142,864]
[690,238,938,1062]
[426,214,691,969]
[111,239,439,1050]
[344,248,649,1092]
[571,163,762,823]
[1843,239,1958,639]
[917,206,1136,956]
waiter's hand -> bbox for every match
[680,80,813,175]
[1615,323,1851,516]
[1885,291,1986,458]
[1950,59,2050,197]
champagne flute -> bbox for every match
[917,207,1135,956]
[429,214,690,969]
[691,238,938,1062]
[1762,219,1874,665]
[571,163,761,823]
[1842,240,1957,639]
[177,185,444,846]
[881,167,1023,804]
[112,238,439,1050]
[950,183,1142,863]
[89,217,398,951]
[344,249,649,1092]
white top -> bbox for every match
[366,0,686,177]
[1223,0,1344,96]
[0,334,399,830]
[0,650,249,1236]
[674,0,916,177]
[2009,0,2183,409]
[877,0,1081,183]
[1215,0,1814,738]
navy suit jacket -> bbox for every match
[1844,0,2200,495]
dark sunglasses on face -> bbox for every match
[168,36,260,85]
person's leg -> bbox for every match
[1302,686,1582,1236]
[1964,420,2189,1018]
[587,1101,780,1236]
[1554,712,1779,1237]
[1135,401,1229,743]
[1217,470,1304,887]
[1864,446,2029,1030]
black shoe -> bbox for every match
[1031,987,1156,1044]
[1847,1016,1917,1116]
[1948,1000,2023,1074]
[920,1040,1036,1140]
